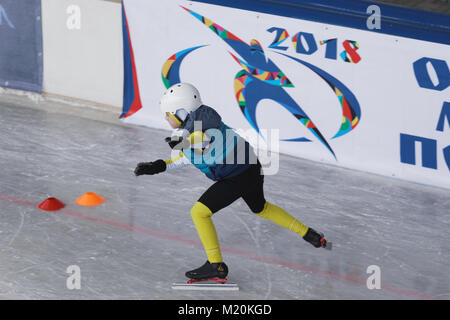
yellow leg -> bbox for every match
[256,202,309,237]
[190,202,223,263]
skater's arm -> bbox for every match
[166,130,211,156]
[134,159,167,176]
[165,152,191,171]
[134,152,191,176]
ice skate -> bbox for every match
[303,228,332,250]
[172,261,238,290]
[185,260,229,283]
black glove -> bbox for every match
[165,136,188,150]
[134,160,166,176]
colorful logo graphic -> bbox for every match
[121,5,361,159]
[161,6,361,160]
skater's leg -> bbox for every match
[190,202,223,263]
[192,179,242,263]
[240,163,309,237]
[256,202,309,237]
[256,202,328,248]
[198,179,242,214]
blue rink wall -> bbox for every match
[0,0,43,93]
[190,0,450,45]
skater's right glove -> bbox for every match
[165,136,189,150]
[134,160,166,176]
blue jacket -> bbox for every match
[181,105,255,181]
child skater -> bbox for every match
[134,83,330,283]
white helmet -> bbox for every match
[160,83,202,123]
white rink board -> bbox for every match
[122,0,450,189]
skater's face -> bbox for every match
[165,113,181,129]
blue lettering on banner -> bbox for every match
[400,134,437,169]
[267,27,289,51]
[293,32,317,55]
[267,27,361,63]
[443,146,450,172]
[0,4,15,29]
[413,57,450,91]
[436,102,450,132]
[401,60,450,173]
[321,38,338,60]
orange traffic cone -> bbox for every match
[38,197,65,211]
[76,192,104,206]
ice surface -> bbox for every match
[0,98,449,300]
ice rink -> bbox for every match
[0,96,449,300]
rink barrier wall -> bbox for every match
[121,0,450,189]
[0,0,43,93]
[3,0,447,189]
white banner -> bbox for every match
[122,0,450,189]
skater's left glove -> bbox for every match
[134,160,166,176]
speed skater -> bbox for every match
[134,83,330,282]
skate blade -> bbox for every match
[323,241,332,250]
[319,235,332,251]
[172,279,239,291]
[187,277,228,284]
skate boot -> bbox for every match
[303,228,332,250]
[185,261,229,284]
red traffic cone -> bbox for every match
[38,197,65,211]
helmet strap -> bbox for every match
[167,112,182,126]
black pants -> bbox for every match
[198,163,266,214]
